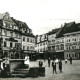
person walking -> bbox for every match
[39,60,43,67]
[48,57,51,67]
[65,58,68,64]
[52,60,57,74]
[58,60,62,73]
[70,57,72,64]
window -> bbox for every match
[67,54,68,57]
[69,54,70,57]
[10,31,13,37]
[75,54,76,57]
[52,46,55,50]
[32,39,34,43]
[12,25,14,29]
[4,41,6,47]
[10,24,12,29]
[69,39,70,42]
[40,43,42,46]
[4,30,7,36]
[27,46,29,50]
[10,42,12,47]
[15,33,18,38]
[45,42,47,44]
[30,39,32,43]
[72,46,76,50]
[72,54,74,58]
[23,46,25,50]
[43,42,45,45]
[27,38,29,42]
[23,37,25,41]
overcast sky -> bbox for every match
[0,0,80,35]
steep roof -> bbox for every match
[48,28,61,35]
[0,13,6,20]
[56,21,78,38]
[11,17,29,29]
[11,17,35,37]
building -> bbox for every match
[0,12,21,59]
[35,33,48,59]
[55,22,76,59]
[11,16,35,60]
[64,22,80,59]
[0,12,35,59]
[35,21,80,60]
[48,28,60,58]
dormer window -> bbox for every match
[27,29,29,33]
[10,24,12,29]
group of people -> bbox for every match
[39,57,73,74]
[48,57,63,74]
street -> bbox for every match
[0,60,80,80]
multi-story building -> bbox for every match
[48,28,60,58]
[35,33,48,58]
[0,12,21,59]
[55,22,76,59]
[64,22,80,59]
[11,17,35,59]
[0,12,35,59]
[35,21,80,60]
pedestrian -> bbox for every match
[39,60,43,67]
[58,60,62,73]
[65,58,67,64]
[24,55,30,68]
[48,57,51,67]
[1,58,8,77]
[52,60,57,74]
[5,58,10,76]
[70,57,72,64]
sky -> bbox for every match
[0,0,80,35]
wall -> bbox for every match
[0,59,24,73]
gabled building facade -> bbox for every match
[64,23,80,59]
[35,33,48,58]
[0,12,21,59]
[55,22,76,59]
[0,12,35,59]
[47,28,61,58]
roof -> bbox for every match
[11,17,35,37]
[48,28,61,35]
[11,17,29,29]
[56,21,78,38]
[0,13,6,20]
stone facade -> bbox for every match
[0,12,35,59]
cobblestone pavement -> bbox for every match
[0,60,80,80]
